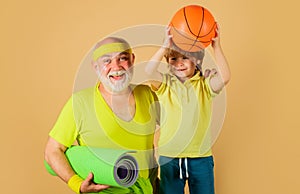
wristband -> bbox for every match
[67,174,84,194]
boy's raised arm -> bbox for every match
[209,24,231,93]
[144,27,173,89]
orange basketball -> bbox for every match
[169,5,217,52]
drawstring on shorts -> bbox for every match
[179,158,189,179]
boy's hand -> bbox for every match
[163,26,173,49]
[211,23,221,48]
[204,69,218,78]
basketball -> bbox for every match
[169,5,217,52]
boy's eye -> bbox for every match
[170,57,177,61]
[183,56,189,60]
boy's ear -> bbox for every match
[167,64,171,70]
[190,57,198,65]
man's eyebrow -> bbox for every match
[99,52,129,59]
[119,51,130,55]
[100,54,111,58]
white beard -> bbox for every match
[98,69,132,92]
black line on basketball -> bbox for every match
[170,23,198,42]
[174,42,204,49]
[198,22,217,38]
[170,24,211,44]
[188,7,205,51]
[183,7,204,37]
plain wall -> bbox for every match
[1,0,299,193]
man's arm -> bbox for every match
[44,137,109,193]
[44,137,76,182]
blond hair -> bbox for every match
[164,44,205,73]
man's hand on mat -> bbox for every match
[80,172,110,193]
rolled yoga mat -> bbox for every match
[44,146,139,187]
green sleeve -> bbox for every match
[49,97,79,147]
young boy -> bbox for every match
[145,25,230,194]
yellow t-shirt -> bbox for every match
[153,72,218,158]
[49,83,158,178]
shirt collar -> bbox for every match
[170,71,201,82]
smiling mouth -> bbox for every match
[108,71,126,81]
[176,68,187,72]
[109,74,124,81]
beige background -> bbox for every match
[1,0,300,193]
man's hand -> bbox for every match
[80,173,110,193]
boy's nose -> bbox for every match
[176,59,184,66]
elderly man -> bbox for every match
[44,37,159,193]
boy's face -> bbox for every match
[168,55,197,81]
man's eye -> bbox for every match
[170,57,176,61]
[119,56,129,61]
[102,58,111,64]
[183,56,189,60]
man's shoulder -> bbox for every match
[72,86,95,99]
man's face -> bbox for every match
[95,51,134,92]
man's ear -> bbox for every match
[131,53,135,63]
[91,60,98,71]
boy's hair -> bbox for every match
[164,43,205,73]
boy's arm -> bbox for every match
[144,27,172,90]
[208,24,231,93]
[144,47,165,89]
